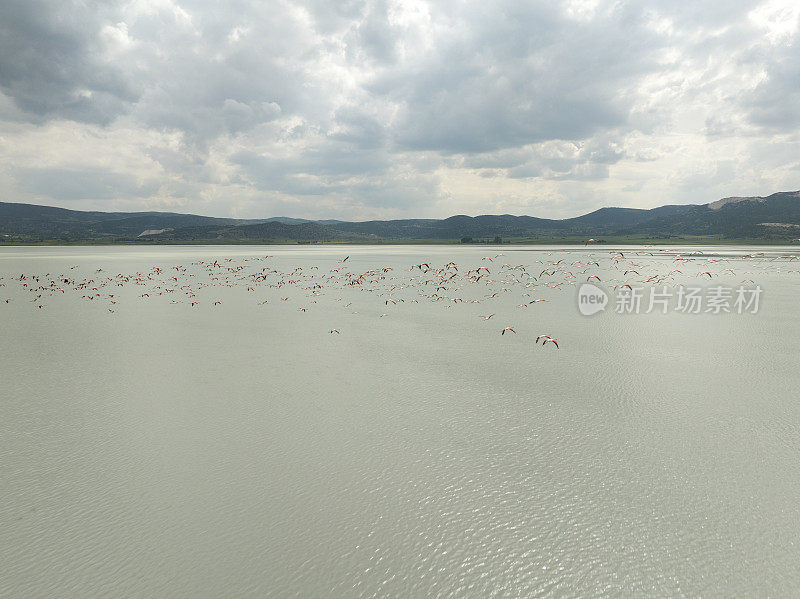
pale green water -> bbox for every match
[1,245,799,597]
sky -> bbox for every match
[1,0,799,220]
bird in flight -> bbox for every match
[480,314,495,319]
[536,335,559,348]
[501,327,516,335]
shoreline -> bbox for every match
[2,238,800,247]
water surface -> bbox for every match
[2,245,799,597]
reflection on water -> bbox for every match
[1,245,799,597]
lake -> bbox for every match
[2,244,799,597]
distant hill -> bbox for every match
[622,191,800,238]
[2,191,800,243]
[321,204,699,239]
[0,202,246,239]
[151,221,366,243]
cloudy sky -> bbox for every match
[1,0,799,220]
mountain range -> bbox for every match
[2,191,800,244]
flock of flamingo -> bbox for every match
[1,247,793,348]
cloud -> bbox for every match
[745,40,800,130]
[0,0,138,125]
[0,0,798,219]
[14,166,159,202]
[377,1,663,154]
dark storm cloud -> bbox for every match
[377,1,661,154]
[745,40,800,130]
[328,106,387,149]
[345,0,400,65]
[457,136,625,181]
[231,143,394,194]
[0,0,137,124]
